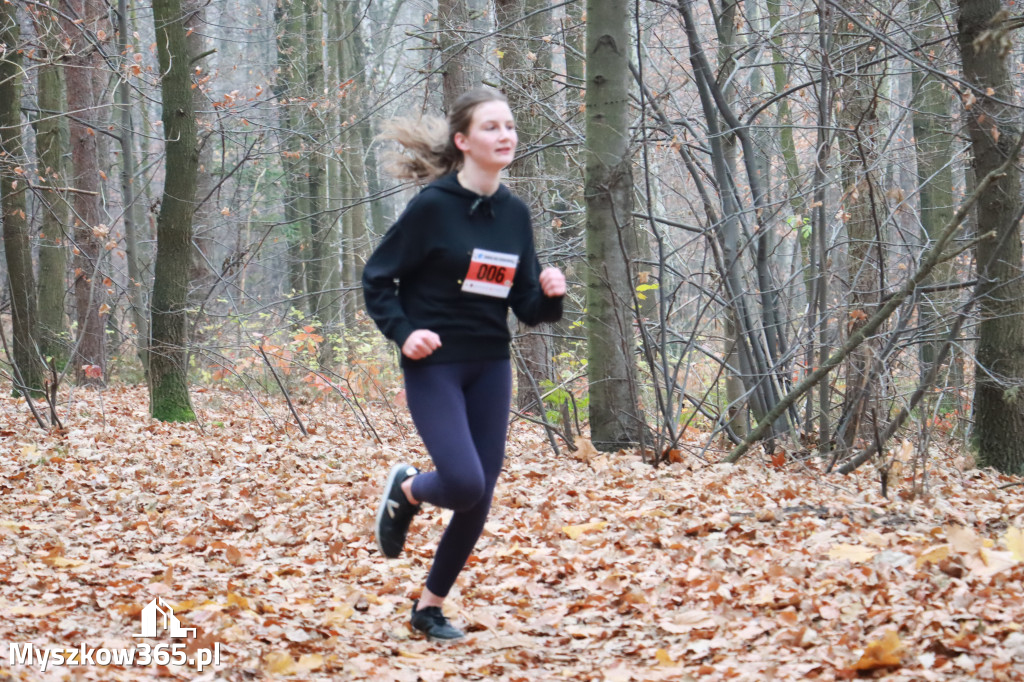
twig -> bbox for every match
[190,48,216,65]
[26,183,100,196]
[879,279,978,303]
[44,357,63,430]
[256,341,307,436]
[338,374,382,444]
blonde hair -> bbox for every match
[379,88,509,184]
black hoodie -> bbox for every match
[362,173,563,367]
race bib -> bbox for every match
[461,248,519,298]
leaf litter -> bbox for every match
[0,386,1022,680]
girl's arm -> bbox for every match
[510,230,564,326]
[362,201,429,348]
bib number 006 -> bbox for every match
[475,263,508,283]
[462,249,519,298]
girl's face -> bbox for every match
[454,100,517,172]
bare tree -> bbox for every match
[835,2,886,448]
[33,8,71,371]
[60,0,109,385]
[1,0,43,393]
[957,0,1024,474]
[275,0,309,317]
[115,0,148,369]
[585,0,641,450]
[911,0,959,386]
[148,0,200,421]
[438,0,484,110]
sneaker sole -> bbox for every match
[417,627,465,642]
[375,462,412,557]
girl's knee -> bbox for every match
[444,472,487,512]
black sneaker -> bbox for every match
[410,600,465,640]
[375,463,420,558]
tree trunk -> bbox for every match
[304,0,330,331]
[766,0,812,432]
[716,0,749,437]
[362,0,401,232]
[61,0,109,385]
[912,0,959,387]
[584,0,641,450]
[275,0,309,317]
[957,0,1024,474]
[149,0,199,422]
[563,0,585,119]
[1,1,43,394]
[328,1,346,338]
[117,0,148,369]
[767,0,807,233]
[438,0,483,110]
[34,10,71,371]
[335,1,365,333]
[835,4,884,447]
[186,0,217,307]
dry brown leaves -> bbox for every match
[1,386,1023,681]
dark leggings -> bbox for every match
[406,358,511,598]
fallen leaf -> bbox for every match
[225,545,244,565]
[916,544,950,567]
[573,437,600,461]
[264,651,297,675]
[852,629,903,670]
[1004,526,1024,562]
[43,556,87,568]
[863,532,891,548]
[965,548,1016,578]
[325,605,354,627]
[818,604,840,620]
[227,592,251,610]
[945,525,984,553]
[562,521,608,540]
[660,610,716,634]
[295,653,323,672]
[828,543,876,563]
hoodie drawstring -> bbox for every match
[468,196,494,218]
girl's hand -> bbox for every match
[539,267,566,297]
[402,329,442,360]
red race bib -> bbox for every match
[461,248,519,298]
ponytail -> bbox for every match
[378,87,509,184]
[379,116,459,184]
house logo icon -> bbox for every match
[134,597,196,638]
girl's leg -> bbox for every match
[424,360,511,598]
[404,363,486,512]
[404,360,512,599]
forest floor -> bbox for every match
[0,386,1023,681]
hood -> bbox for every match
[428,172,510,217]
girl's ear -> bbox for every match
[453,132,470,152]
